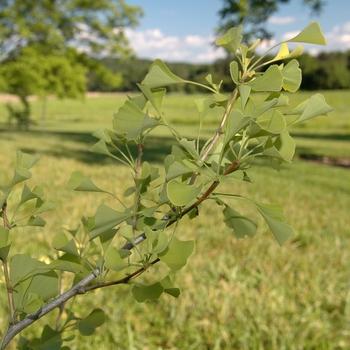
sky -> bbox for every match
[124,0,350,63]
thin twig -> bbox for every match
[189,88,239,185]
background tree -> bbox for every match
[217,0,325,41]
[0,0,143,127]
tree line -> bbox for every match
[88,50,350,93]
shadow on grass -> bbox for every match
[0,127,178,164]
[291,132,350,141]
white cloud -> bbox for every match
[124,28,227,63]
[268,16,296,25]
[342,22,350,33]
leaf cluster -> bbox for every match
[0,22,333,349]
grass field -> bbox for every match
[0,90,350,349]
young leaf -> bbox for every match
[88,139,119,160]
[104,247,128,271]
[166,158,199,181]
[0,244,11,263]
[99,229,118,253]
[238,85,251,109]
[52,233,79,257]
[253,202,294,246]
[132,282,164,302]
[248,65,283,92]
[27,215,46,227]
[142,59,185,88]
[68,171,107,193]
[230,61,240,84]
[144,226,168,254]
[158,236,195,271]
[0,227,9,247]
[223,206,258,238]
[137,84,166,116]
[16,150,40,170]
[215,25,243,53]
[12,165,32,186]
[263,130,295,163]
[89,205,133,240]
[92,128,112,143]
[23,293,44,315]
[20,184,44,205]
[160,275,180,298]
[290,93,334,124]
[167,179,202,207]
[281,59,302,92]
[194,97,216,125]
[113,100,145,140]
[37,325,62,350]
[78,309,106,336]
[33,198,55,215]
[287,21,326,45]
[48,253,84,273]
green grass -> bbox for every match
[0,91,350,349]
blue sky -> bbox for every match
[125,0,350,63]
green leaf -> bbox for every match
[142,59,185,88]
[99,229,118,253]
[230,61,239,84]
[266,110,287,134]
[281,59,302,92]
[266,43,303,64]
[167,179,202,207]
[288,21,326,45]
[128,93,148,110]
[289,93,334,124]
[253,202,293,246]
[37,325,62,350]
[48,253,84,273]
[16,150,40,170]
[137,84,166,116]
[144,227,168,254]
[104,247,128,271]
[179,138,200,159]
[224,110,251,146]
[23,293,44,315]
[88,139,118,159]
[33,198,55,215]
[0,227,9,247]
[12,165,32,186]
[264,130,295,163]
[11,255,59,310]
[194,97,215,125]
[238,85,251,109]
[248,65,283,92]
[20,184,44,205]
[158,236,195,271]
[68,171,107,193]
[52,233,79,257]
[132,282,164,302]
[89,205,133,240]
[0,244,11,263]
[112,100,144,139]
[223,206,258,238]
[113,100,160,140]
[160,275,180,298]
[78,309,105,336]
[216,26,243,53]
[27,215,46,227]
[119,225,135,246]
[166,158,199,181]
[92,128,112,143]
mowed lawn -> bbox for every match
[0,90,350,349]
